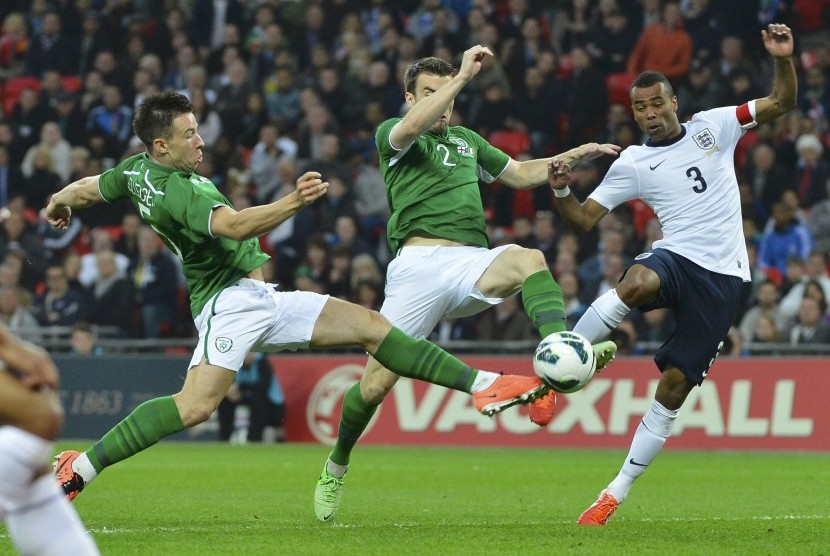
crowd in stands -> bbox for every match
[0,0,829,353]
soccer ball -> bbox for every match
[533,331,597,394]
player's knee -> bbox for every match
[617,269,659,306]
[363,310,393,348]
[516,248,548,278]
[175,397,215,427]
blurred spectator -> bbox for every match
[214,58,254,142]
[742,142,792,224]
[30,263,85,327]
[218,352,286,444]
[738,280,785,344]
[84,249,133,335]
[564,45,608,147]
[326,245,352,300]
[677,61,724,120]
[780,272,830,328]
[349,253,383,296]
[793,133,829,209]
[0,285,38,333]
[264,65,302,129]
[757,201,814,277]
[799,66,830,131]
[477,295,536,341]
[789,297,830,347]
[114,213,142,264]
[26,10,79,75]
[188,89,222,147]
[10,88,54,154]
[190,0,246,56]
[0,145,24,208]
[0,12,29,79]
[78,228,130,289]
[712,35,756,89]
[587,8,639,75]
[69,321,103,356]
[249,123,298,204]
[85,85,133,157]
[559,271,588,329]
[77,10,110,75]
[21,146,61,210]
[751,313,782,345]
[682,0,727,63]
[330,214,373,258]
[0,211,46,285]
[806,177,830,256]
[626,1,692,82]
[528,210,558,263]
[312,174,357,235]
[132,226,179,339]
[353,279,383,310]
[21,122,71,182]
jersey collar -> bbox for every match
[645,125,687,148]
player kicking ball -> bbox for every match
[47,92,564,504]
[547,23,797,525]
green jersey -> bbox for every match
[98,153,269,317]
[376,118,510,253]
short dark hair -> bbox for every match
[132,91,193,149]
[404,57,456,94]
[631,71,674,97]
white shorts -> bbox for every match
[380,244,517,338]
[188,278,329,371]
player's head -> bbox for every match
[630,71,680,142]
[133,91,204,173]
[404,57,457,134]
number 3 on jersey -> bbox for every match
[137,202,184,260]
[686,166,707,193]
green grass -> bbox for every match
[2,443,828,555]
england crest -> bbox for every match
[692,128,716,150]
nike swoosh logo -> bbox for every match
[649,159,667,171]
[323,512,334,521]
[629,458,648,467]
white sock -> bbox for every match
[0,426,53,502]
[470,371,499,393]
[6,474,100,556]
[606,400,678,503]
[326,459,349,479]
[72,452,98,485]
[573,289,630,343]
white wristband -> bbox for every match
[553,186,571,198]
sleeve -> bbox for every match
[168,179,229,238]
[469,129,510,183]
[97,157,135,202]
[587,154,639,211]
[375,117,404,161]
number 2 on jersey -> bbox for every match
[436,144,456,167]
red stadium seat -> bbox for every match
[606,72,635,106]
[62,75,82,93]
[489,130,531,158]
[1,75,41,115]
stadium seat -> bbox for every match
[62,75,82,93]
[606,72,635,106]
[489,130,531,158]
[1,75,41,115]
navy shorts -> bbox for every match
[626,248,744,385]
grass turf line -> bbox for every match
[2,443,827,555]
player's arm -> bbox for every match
[210,171,328,240]
[389,45,493,148]
[498,143,620,190]
[548,160,608,233]
[46,175,105,230]
[754,23,797,125]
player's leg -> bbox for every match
[58,362,235,499]
[0,373,99,554]
[573,262,660,343]
[579,260,742,526]
[478,246,567,337]
[58,284,266,499]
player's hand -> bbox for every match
[547,159,572,190]
[574,142,621,161]
[294,171,329,206]
[2,340,59,390]
[762,23,793,58]
[457,45,494,82]
[45,200,72,230]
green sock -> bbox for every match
[85,396,185,473]
[373,327,478,393]
[522,270,567,337]
[329,383,377,466]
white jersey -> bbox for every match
[589,105,753,281]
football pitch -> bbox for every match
[2,443,828,555]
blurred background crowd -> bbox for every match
[0,0,829,355]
